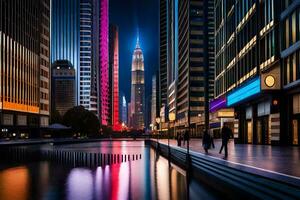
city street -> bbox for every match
[157,138,300,178]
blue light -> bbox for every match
[227,77,261,106]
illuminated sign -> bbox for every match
[227,77,261,106]
[209,96,226,112]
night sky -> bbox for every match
[109,0,159,103]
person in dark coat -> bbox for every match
[202,130,211,153]
[219,125,231,157]
[177,133,182,147]
[183,130,189,146]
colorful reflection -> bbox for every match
[0,143,218,200]
[0,167,29,200]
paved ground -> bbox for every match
[157,138,300,178]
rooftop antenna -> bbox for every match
[136,28,140,48]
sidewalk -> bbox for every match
[157,138,300,178]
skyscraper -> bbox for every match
[120,94,128,125]
[0,0,50,135]
[109,25,120,131]
[129,38,145,130]
[151,75,158,129]
[51,0,109,126]
[99,0,109,126]
[51,0,80,105]
[281,0,300,145]
[159,0,168,110]
[214,0,283,145]
[176,0,215,136]
[79,0,93,110]
[52,60,76,116]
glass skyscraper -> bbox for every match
[51,0,80,105]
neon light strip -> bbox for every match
[227,77,261,106]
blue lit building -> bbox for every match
[51,0,80,105]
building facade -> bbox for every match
[51,60,76,116]
[214,0,288,145]
[159,0,168,110]
[281,0,300,145]
[79,0,93,110]
[176,0,215,136]
[51,0,80,105]
[129,38,145,130]
[120,93,128,125]
[109,25,120,131]
[0,0,50,137]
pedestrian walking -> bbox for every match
[219,125,231,157]
[184,130,189,146]
[202,130,211,153]
[209,129,215,149]
[177,133,182,147]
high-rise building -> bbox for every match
[151,75,158,129]
[79,0,93,110]
[52,60,76,116]
[99,0,109,126]
[214,0,285,145]
[129,38,145,130]
[51,0,109,126]
[51,0,80,105]
[281,0,300,145]
[175,0,215,136]
[0,0,50,135]
[159,0,168,110]
[109,25,120,131]
[120,94,128,125]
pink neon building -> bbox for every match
[100,0,109,125]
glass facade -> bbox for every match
[51,0,80,105]
[0,0,50,129]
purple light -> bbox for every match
[209,96,227,112]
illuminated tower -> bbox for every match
[109,25,121,131]
[129,37,145,130]
[99,0,109,125]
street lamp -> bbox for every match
[168,112,176,151]
[156,117,161,144]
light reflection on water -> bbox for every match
[0,141,218,200]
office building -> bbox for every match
[176,0,215,136]
[159,0,168,110]
[79,0,93,110]
[281,0,300,145]
[109,25,120,131]
[51,0,80,105]
[214,0,283,144]
[0,0,50,136]
[51,60,76,116]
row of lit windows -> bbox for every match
[284,49,300,85]
[283,8,300,50]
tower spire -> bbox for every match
[136,29,140,48]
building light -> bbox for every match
[227,77,261,106]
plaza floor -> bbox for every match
[156,138,300,178]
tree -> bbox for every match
[63,106,100,137]
[51,110,63,124]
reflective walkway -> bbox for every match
[157,139,300,178]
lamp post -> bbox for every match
[168,112,176,148]
[156,117,161,144]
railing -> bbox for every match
[148,140,300,199]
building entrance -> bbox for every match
[256,116,269,144]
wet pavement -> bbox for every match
[156,139,300,178]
